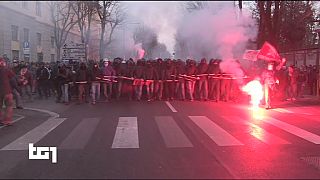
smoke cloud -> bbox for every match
[175,1,258,80]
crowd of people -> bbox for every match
[0,56,319,126]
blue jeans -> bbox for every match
[91,82,101,102]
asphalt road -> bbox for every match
[0,98,320,179]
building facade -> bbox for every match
[0,1,81,62]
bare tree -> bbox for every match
[49,1,78,61]
[184,1,208,12]
[96,1,124,60]
[71,1,97,61]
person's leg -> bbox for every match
[117,80,122,100]
[64,84,69,103]
[203,79,208,100]
[78,84,84,103]
[2,94,14,125]
[158,82,163,100]
[91,83,96,103]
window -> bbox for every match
[11,25,18,41]
[37,53,43,62]
[22,1,28,9]
[51,54,55,62]
[51,36,55,48]
[36,2,41,16]
[12,50,19,60]
[37,33,41,46]
[23,28,29,42]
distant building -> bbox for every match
[0,1,81,62]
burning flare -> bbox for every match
[242,80,263,109]
[134,43,145,59]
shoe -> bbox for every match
[92,101,96,105]
[16,106,24,109]
[292,98,296,101]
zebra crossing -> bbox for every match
[1,113,320,151]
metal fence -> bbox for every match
[280,47,319,68]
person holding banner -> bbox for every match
[144,60,158,101]
[101,59,116,102]
[133,60,144,101]
[89,62,102,105]
[261,58,286,109]
[76,62,90,104]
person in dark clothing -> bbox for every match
[154,58,165,101]
[197,58,209,101]
[0,58,15,126]
[101,59,116,101]
[115,60,127,100]
[88,62,102,104]
[207,59,221,102]
[185,60,197,101]
[275,65,288,101]
[36,62,50,99]
[175,59,186,100]
[133,60,145,101]
[124,59,135,101]
[143,60,158,101]
[308,65,317,95]
[164,59,176,101]
[76,62,90,104]
[10,74,23,109]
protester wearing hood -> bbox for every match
[76,62,90,104]
[197,58,209,101]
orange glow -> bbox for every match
[242,80,263,109]
[242,80,265,120]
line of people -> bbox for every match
[2,57,319,110]
[51,58,244,105]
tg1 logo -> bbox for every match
[28,143,57,163]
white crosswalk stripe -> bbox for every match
[2,114,320,151]
[261,117,320,144]
[155,116,193,148]
[188,116,244,146]
[111,117,139,149]
[1,118,66,150]
[59,118,101,149]
[221,116,291,145]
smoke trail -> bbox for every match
[176,1,257,81]
[120,1,182,55]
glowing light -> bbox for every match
[242,80,264,119]
[242,80,263,108]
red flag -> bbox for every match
[243,50,259,61]
[257,42,281,62]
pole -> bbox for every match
[123,25,126,60]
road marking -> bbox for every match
[165,101,177,112]
[0,114,25,130]
[262,117,320,144]
[246,122,291,145]
[272,108,293,113]
[155,116,193,148]
[189,116,244,146]
[24,107,59,119]
[1,118,66,150]
[222,116,291,145]
[59,118,100,149]
[111,117,139,148]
